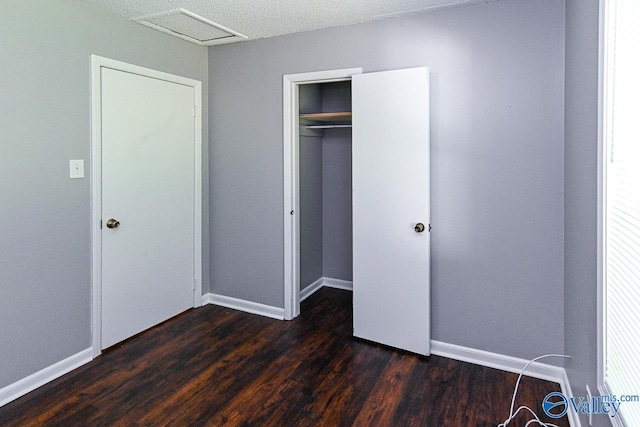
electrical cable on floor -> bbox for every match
[498,354,571,427]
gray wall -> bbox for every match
[208,0,566,360]
[299,82,353,288]
[322,128,353,281]
[564,0,603,425]
[299,85,324,289]
[322,83,353,281]
[0,0,208,389]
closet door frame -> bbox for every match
[282,67,362,320]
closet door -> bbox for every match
[352,67,430,355]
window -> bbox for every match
[601,0,640,426]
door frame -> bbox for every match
[282,67,362,320]
[90,55,203,357]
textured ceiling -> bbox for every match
[85,0,496,45]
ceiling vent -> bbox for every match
[132,8,247,46]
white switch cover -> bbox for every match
[69,159,84,179]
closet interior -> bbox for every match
[298,81,353,301]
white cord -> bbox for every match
[498,354,571,427]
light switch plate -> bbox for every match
[69,159,84,179]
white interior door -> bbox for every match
[101,67,196,349]
[352,67,431,355]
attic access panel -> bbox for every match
[133,9,247,46]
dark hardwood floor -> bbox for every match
[0,288,569,426]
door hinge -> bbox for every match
[193,278,197,291]
[194,105,197,117]
[429,223,432,232]
[100,219,103,229]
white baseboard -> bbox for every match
[201,292,215,306]
[430,340,580,427]
[0,347,93,408]
[430,340,567,383]
[202,293,284,320]
[300,278,324,302]
[322,277,353,291]
[300,277,354,303]
[204,278,353,319]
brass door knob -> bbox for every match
[414,223,425,233]
[106,218,120,229]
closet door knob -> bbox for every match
[414,223,425,233]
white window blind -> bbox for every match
[604,0,640,425]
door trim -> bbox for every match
[282,67,362,320]
[90,55,202,357]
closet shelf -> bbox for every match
[299,112,352,128]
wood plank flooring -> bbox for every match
[0,288,569,426]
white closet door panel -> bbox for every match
[352,67,430,355]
